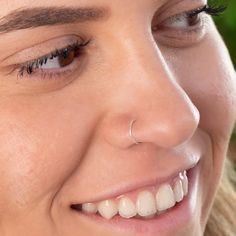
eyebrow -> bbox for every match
[0,7,108,33]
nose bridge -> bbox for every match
[116,29,179,95]
[119,32,194,111]
[103,31,200,148]
[120,30,170,86]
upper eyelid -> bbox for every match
[1,35,85,66]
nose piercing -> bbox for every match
[129,120,139,145]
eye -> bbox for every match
[155,4,226,31]
[162,12,201,29]
[18,39,90,78]
[40,47,78,69]
[152,4,227,47]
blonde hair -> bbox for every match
[205,158,236,236]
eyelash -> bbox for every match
[157,3,227,30]
[188,4,226,17]
[17,39,90,79]
[17,3,226,80]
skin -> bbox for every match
[0,0,235,235]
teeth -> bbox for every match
[173,179,184,203]
[118,197,137,218]
[136,191,157,217]
[97,200,118,220]
[155,184,176,212]
[81,171,189,220]
[180,171,188,196]
[82,203,98,214]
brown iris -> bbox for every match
[58,47,78,67]
[187,13,201,27]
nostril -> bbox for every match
[71,204,82,211]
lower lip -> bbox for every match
[72,164,199,235]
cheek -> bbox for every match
[0,109,41,208]
[166,31,236,223]
[0,94,95,210]
[164,30,236,207]
[192,41,235,144]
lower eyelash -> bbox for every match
[28,67,74,80]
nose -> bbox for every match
[102,37,200,149]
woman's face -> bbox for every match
[0,0,235,235]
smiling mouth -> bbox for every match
[71,170,189,220]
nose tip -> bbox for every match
[102,98,200,149]
[132,103,200,148]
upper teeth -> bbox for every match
[118,196,137,218]
[80,171,188,220]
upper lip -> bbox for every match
[72,153,200,204]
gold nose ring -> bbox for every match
[129,120,139,145]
